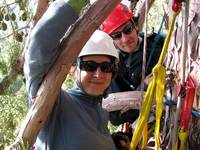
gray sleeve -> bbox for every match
[24,0,78,101]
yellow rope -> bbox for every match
[141,122,148,149]
[130,11,180,150]
[178,129,189,150]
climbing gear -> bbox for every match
[101,3,133,34]
[140,0,148,93]
[110,23,134,40]
[79,60,116,73]
[130,7,180,150]
[79,30,119,62]
[171,0,189,148]
[178,76,196,150]
[172,0,182,12]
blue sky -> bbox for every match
[122,0,130,6]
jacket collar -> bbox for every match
[68,86,103,105]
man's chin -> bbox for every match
[122,48,135,53]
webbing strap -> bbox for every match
[130,77,156,150]
[130,11,180,150]
[154,64,166,149]
[178,129,189,150]
[141,122,148,148]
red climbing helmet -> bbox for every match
[101,3,133,34]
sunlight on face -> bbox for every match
[113,22,138,53]
[80,55,113,96]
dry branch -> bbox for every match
[102,91,145,112]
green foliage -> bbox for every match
[108,122,123,134]
[62,74,74,90]
[0,83,28,149]
[0,0,33,42]
[143,0,167,34]
[0,38,23,95]
[129,0,167,33]
[0,34,27,149]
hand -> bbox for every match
[144,73,153,85]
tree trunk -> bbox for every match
[164,0,200,149]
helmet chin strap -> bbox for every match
[75,58,86,94]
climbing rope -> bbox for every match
[130,8,181,150]
[140,0,148,93]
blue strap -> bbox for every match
[164,97,200,119]
[164,97,177,106]
[192,110,200,119]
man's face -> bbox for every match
[80,55,113,96]
[110,21,138,53]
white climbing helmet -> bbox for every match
[79,30,119,62]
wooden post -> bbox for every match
[17,0,121,147]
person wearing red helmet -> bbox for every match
[101,3,138,53]
[101,3,165,126]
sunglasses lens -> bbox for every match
[79,61,115,73]
[100,62,115,73]
[80,61,98,72]
[110,32,122,40]
[110,23,133,40]
[123,24,133,34]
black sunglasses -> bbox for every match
[79,60,115,73]
[110,23,134,40]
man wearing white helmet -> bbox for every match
[24,0,119,149]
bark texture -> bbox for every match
[164,0,200,149]
[102,91,145,112]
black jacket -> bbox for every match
[109,32,165,125]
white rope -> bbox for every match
[140,0,148,99]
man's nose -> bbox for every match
[121,33,129,42]
[93,67,104,77]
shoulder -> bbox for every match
[139,32,165,42]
